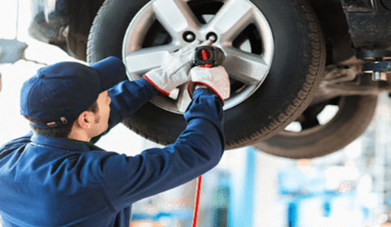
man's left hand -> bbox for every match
[143,40,212,96]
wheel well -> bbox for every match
[67,0,106,61]
[307,0,355,64]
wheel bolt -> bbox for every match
[183,31,196,42]
[206,32,218,42]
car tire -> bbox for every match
[87,0,326,149]
[253,95,378,159]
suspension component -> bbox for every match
[363,61,391,81]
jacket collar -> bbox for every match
[31,134,101,152]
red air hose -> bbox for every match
[192,176,203,227]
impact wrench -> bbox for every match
[191,43,225,227]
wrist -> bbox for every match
[143,74,170,96]
[192,87,225,107]
[191,82,225,106]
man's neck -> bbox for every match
[68,129,91,142]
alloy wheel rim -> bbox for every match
[122,0,274,113]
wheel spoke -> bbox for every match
[153,0,200,40]
[223,47,270,84]
[176,84,192,113]
[124,44,177,75]
[206,0,254,43]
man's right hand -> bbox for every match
[187,66,230,104]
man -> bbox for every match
[0,41,230,226]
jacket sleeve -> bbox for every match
[107,78,160,129]
[96,88,225,210]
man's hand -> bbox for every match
[144,40,212,96]
[187,66,230,104]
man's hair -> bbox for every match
[27,101,99,138]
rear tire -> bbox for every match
[253,95,378,159]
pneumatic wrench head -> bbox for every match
[193,46,225,67]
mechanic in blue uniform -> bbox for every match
[0,41,230,227]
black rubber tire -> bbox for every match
[87,0,326,149]
[253,95,378,159]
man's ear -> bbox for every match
[76,111,92,129]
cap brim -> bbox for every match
[90,56,128,91]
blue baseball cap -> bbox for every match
[20,56,127,128]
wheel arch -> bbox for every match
[66,0,106,61]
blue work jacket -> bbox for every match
[0,78,225,227]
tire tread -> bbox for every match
[228,0,326,149]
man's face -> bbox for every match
[90,90,111,137]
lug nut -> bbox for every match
[183,31,196,42]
